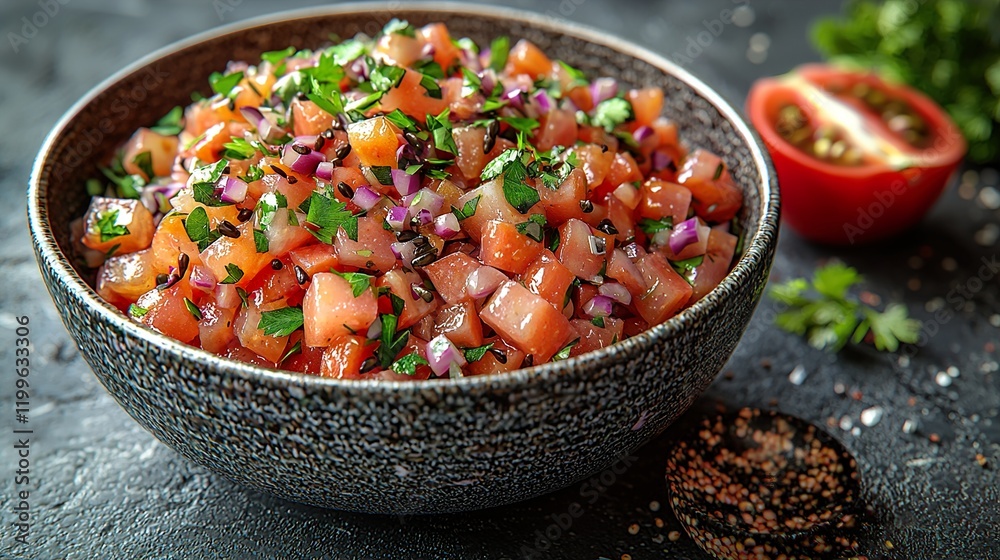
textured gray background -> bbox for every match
[1,0,998,559]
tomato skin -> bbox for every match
[633,253,692,326]
[480,280,572,363]
[521,250,576,311]
[424,251,481,304]
[434,300,484,348]
[747,64,966,245]
[480,220,543,275]
[302,272,378,347]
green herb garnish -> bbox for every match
[770,262,921,352]
[305,190,358,243]
[220,263,244,285]
[95,210,129,242]
[258,306,304,337]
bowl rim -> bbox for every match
[27,1,779,393]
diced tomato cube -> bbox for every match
[347,116,399,168]
[434,300,484,348]
[335,216,396,272]
[521,249,576,311]
[455,178,536,242]
[81,197,155,255]
[676,149,743,222]
[291,97,335,137]
[480,281,572,362]
[122,128,178,179]
[538,168,587,225]
[135,283,200,343]
[570,316,624,356]
[201,222,269,287]
[453,126,488,181]
[418,23,461,70]
[555,218,604,281]
[198,300,236,354]
[151,213,203,273]
[466,336,525,376]
[690,228,738,300]
[607,248,647,297]
[245,261,304,307]
[639,179,691,227]
[379,269,438,329]
[302,272,378,346]
[378,70,448,123]
[97,248,159,301]
[534,108,577,152]
[634,253,693,325]
[423,251,480,304]
[234,301,290,363]
[319,335,371,379]
[507,39,553,78]
[480,220,543,275]
[223,340,275,368]
[289,243,339,277]
[627,88,664,128]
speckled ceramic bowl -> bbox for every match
[28,3,778,514]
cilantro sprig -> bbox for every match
[258,306,304,337]
[770,263,921,352]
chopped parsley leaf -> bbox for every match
[131,151,155,180]
[463,342,494,363]
[591,97,634,131]
[260,46,296,65]
[305,190,358,243]
[95,209,130,242]
[253,229,269,253]
[489,36,510,72]
[333,270,373,298]
[426,108,458,155]
[638,217,673,235]
[222,138,257,160]
[258,306,304,337]
[184,207,221,252]
[209,70,244,98]
[220,263,244,284]
[183,298,202,321]
[552,338,580,361]
[452,195,481,221]
[150,106,184,136]
[391,353,428,376]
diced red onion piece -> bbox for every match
[386,206,409,231]
[503,87,524,110]
[426,335,466,377]
[214,283,240,309]
[352,186,381,211]
[391,168,420,197]
[216,176,248,204]
[190,265,217,293]
[433,213,460,238]
[315,161,334,181]
[583,294,614,318]
[598,282,632,305]
[533,89,553,114]
[633,125,656,143]
[408,188,444,217]
[391,241,418,269]
[651,150,674,171]
[281,140,325,175]
[466,266,507,299]
[414,208,433,226]
[669,218,700,254]
[421,42,436,58]
[479,69,498,94]
[350,57,369,80]
[239,106,264,126]
[590,78,618,105]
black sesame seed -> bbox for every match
[330,119,344,131]
[359,356,378,373]
[321,128,336,139]
[328,158,343,168]
[292,144,310,155]
[579,199,594,213]
[412,284,434,303]
[177,253,190,277]
[403,131,422,147]
[523,354,534,367]
[237,208,254,222]
[601,144,609,153]
[412,235,430,248]
[597,219,619,236]
[222,166,231,175]
[411,252,437,267]
[337,181,355,200]
[217,221,240,238]
[155,273,169,285]
[271,259,283,270]
[336,144,352,160]
[294,265,309,285]
[487,119,500,138]
[490,348,508,364]
[270,165,288,178]
[395,230,418,242]
[286,175,298,184]
[483,132,496,154]
[313,136,326,152]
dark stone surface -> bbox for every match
[1,1,997,558]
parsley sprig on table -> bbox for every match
[769,262,921,352]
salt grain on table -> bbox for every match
[861,406,883,427]
[902,419,917,434]
[788,364,807,385]
[936,371,953,387]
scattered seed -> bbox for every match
[292,144,310,155]
[489,348,508,364]
[668,531,681,542]
[411,252,437,267]
[649,501,660,512]
[627,524,640,535]
[271,259,283,270]
[217,221,240,239]
[337,181,355,200]
[294,265,309,285]
[976,454,988,468]
[597,219,619,236]
[313,136,326,152]
[359,356,378,373]
[579,199,594,213]
[902,419,917,433]
[237,208,254,222]
[336,144,352,160]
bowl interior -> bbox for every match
[29,3,777,387]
